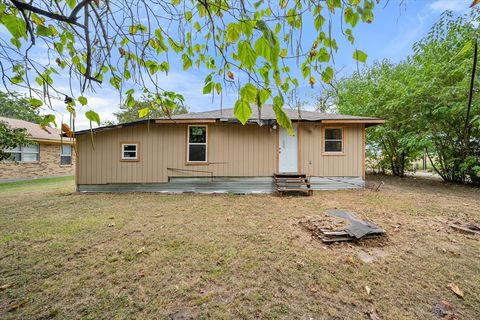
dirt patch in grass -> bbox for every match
[0,174,479,319]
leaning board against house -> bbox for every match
[0,116,75,181]
[73,105,383,193]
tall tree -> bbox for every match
[332,10,480,184]
[0,0,375,132]
[0,91,43,123]
[334,60,421,176]
[410,10,480,184]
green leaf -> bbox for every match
[29,98,43,108]
[234,99,252,125]
[238,41,257,69]
[36,25,50,36]
[54,42,64,54]
[215,83,222,94]
[226,23,241,43]
[126,94,135,108]
[203,82,213,94]
[66,0,76,9]
[40,114,56,128]
[78,96,88,106]
[302,64,311,79]
[10,38,21,49]
[48,25,58,36]
[344,7,359,27]
[317,47,330,62]
[138,107,149,118]
[326,0,336,12]
[109,75,121,89]
[353,49,367,63]
[240,83,257,102]
[10,75,23,84]
[194,22,201,32]
[2,14,26,39]
[254,37,271,62]
[258,89,271,104]
[168,37,183,53]
[321,67,334,83]
[273,95,293,134]
[456,40,472,57]
[182,54,192,70]
[85,110,101,126]
[314,14,325,31]
[240,20,254,38]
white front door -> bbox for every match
[278,123,298,173]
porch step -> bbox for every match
[274,173,312,196]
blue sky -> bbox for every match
[1,0,474,129]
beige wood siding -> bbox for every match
[77,123,276,184]
[76,121,365,185]
[299,123,364,177]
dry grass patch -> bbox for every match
[0,175,479,319]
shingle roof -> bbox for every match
[166,104,381,122]
[0,116,63,142]
[74,104,383,135]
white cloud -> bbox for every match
[429,0,470,12]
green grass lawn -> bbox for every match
[0,175,479,319]
[0,176,74,192]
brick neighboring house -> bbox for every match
[0,116,75,181]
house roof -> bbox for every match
[0,116,67,143]
[165,104,382,122]
[74,105,384,135]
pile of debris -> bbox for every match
[299,209,385,243]
[449,220,480,236]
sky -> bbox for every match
[0,0,474,129]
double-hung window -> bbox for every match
[60,144,73,165]
[4,143,39,162]
[324,128,343,153]
[187,125,207,163]
[121,143,138,160]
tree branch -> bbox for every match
[9,0,86,29]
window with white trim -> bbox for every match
[60,144,72,165]
[3,143,39,162]
[121,143,138,160]
[187,125,207,162]
[324,128,343,153]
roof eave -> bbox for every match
[73,119,151,136]
[33,138,75,144]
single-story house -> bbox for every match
[73,105,383,193]
[0,116,75,181]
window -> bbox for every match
[60,144,72,165]
[4,145,21,161]
[187,125,207,163]
[121,143,138,160]
[324,128,343,153]
[3,143,39,162]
